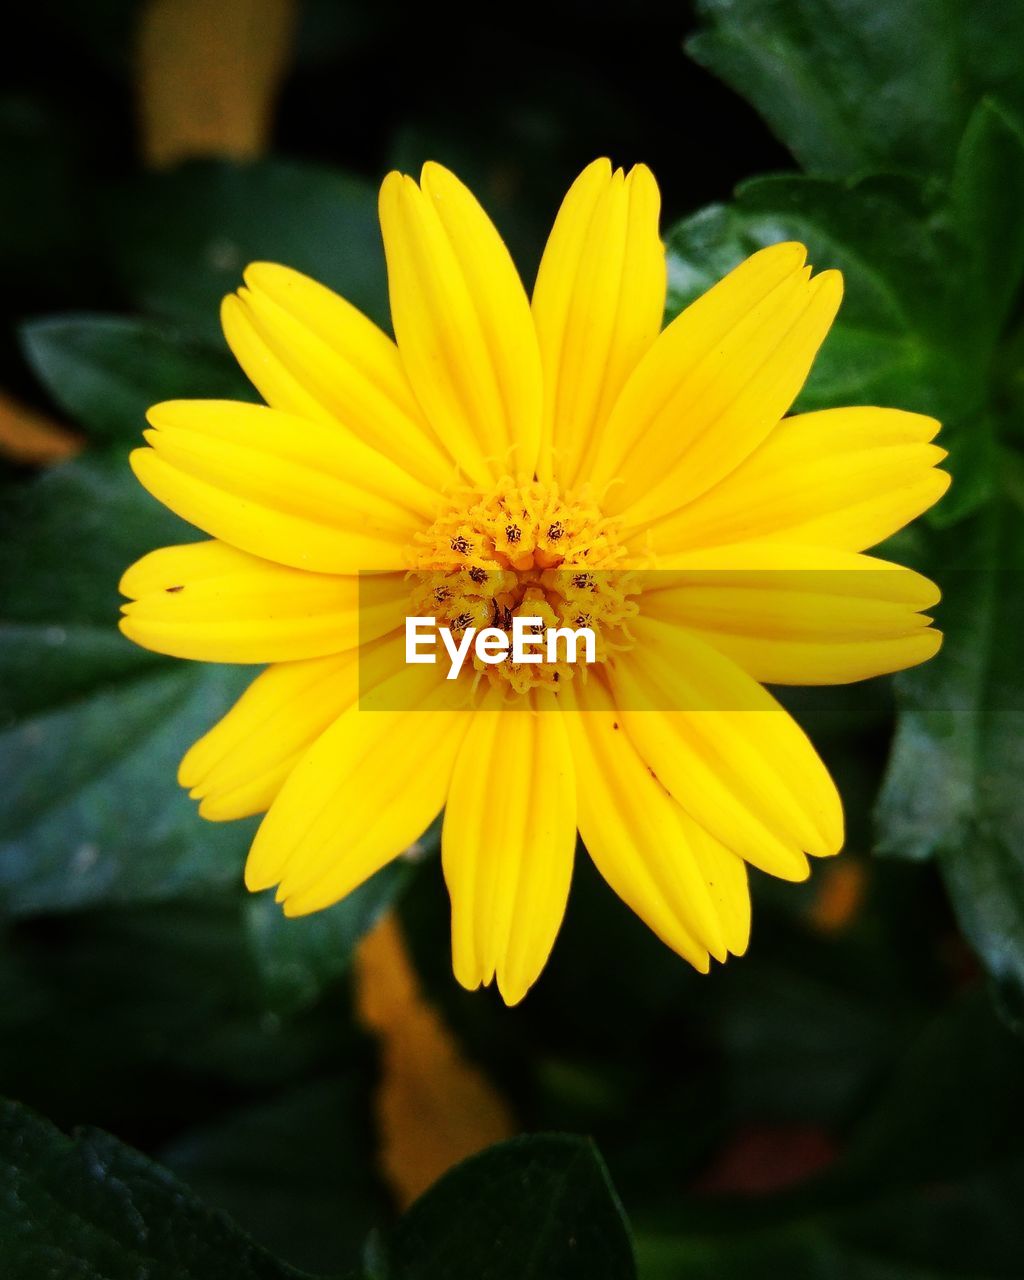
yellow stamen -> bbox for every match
[409,478,639,695]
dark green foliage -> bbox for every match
[0,1098,311,1280]
[373,1135,636,1280]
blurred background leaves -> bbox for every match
[2,1,1024,1277]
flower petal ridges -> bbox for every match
[119,158,949,1003]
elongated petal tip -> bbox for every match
[220,291,241,334]
[810,766,845,858]
[196,796,239,822]
[281,895,317,918]
[624,161,661,212]
[244,870,272,894]
[377,168,406,216]
[117,563,137,600]
[126,445,152,490]
[177,743,202,789]
[751,240,808,273]
[241,260,289,291]
[906,627,943,667]
[730,933,750,961]
[451,958,483,997]
[145,399,220,430]
[419,158,458,190]
[812,266,845,308]
[495,976,530,1008]
[560,157,613,192]
[901,569,942,611]
[117,615,153,652]
[244,846,279,893]
[783,852,814,881]
[145,401,177,429]
[821,820,845,860]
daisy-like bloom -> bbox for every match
[119,159,949,1004]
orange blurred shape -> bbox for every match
[808,859,866,933]
[137,0,296,169]
[355,912,515,1208]
[0,391,82,464]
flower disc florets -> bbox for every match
[409,479,639,695]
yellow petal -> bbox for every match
[178,633,406,819]
[181,652,358,819]
[592,243,842,523]
[132,399,434,573]
[119,538,405,662]
[531,159,665,486]
[642,542,943,684]
[638,407,950,553]
[562,675,749,967]
[684,816,752,959]
[223,264,457,489]
[378,165,542,485]
[607,621,844,879]
[246,664,470,911]
[442,694,576,1005]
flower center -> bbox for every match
[409,479,639,696]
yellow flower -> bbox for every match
[119,159,949,1004]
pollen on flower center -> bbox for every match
[408,479,640,695]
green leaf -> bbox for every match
[375,1134,636,1280]
[0,660,256,917]
[0,452,254,915]
[0,1107,638,1280]
[688,0,1024,179]
[668,175,967,409]
[246,861,411,1013]
[0,895,376,1135]
[0,443,412,1001]
[950,98,1024,336]
[0,1097,315,1280]
[21,314,252,445]
[0,449,185,637]
[1,1107,637,1280]
[160,1078,388,1275]
[103,158,389,342]
[665,174,991,522]
[877,495,1024,1011]
[662,98,1024,1023]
